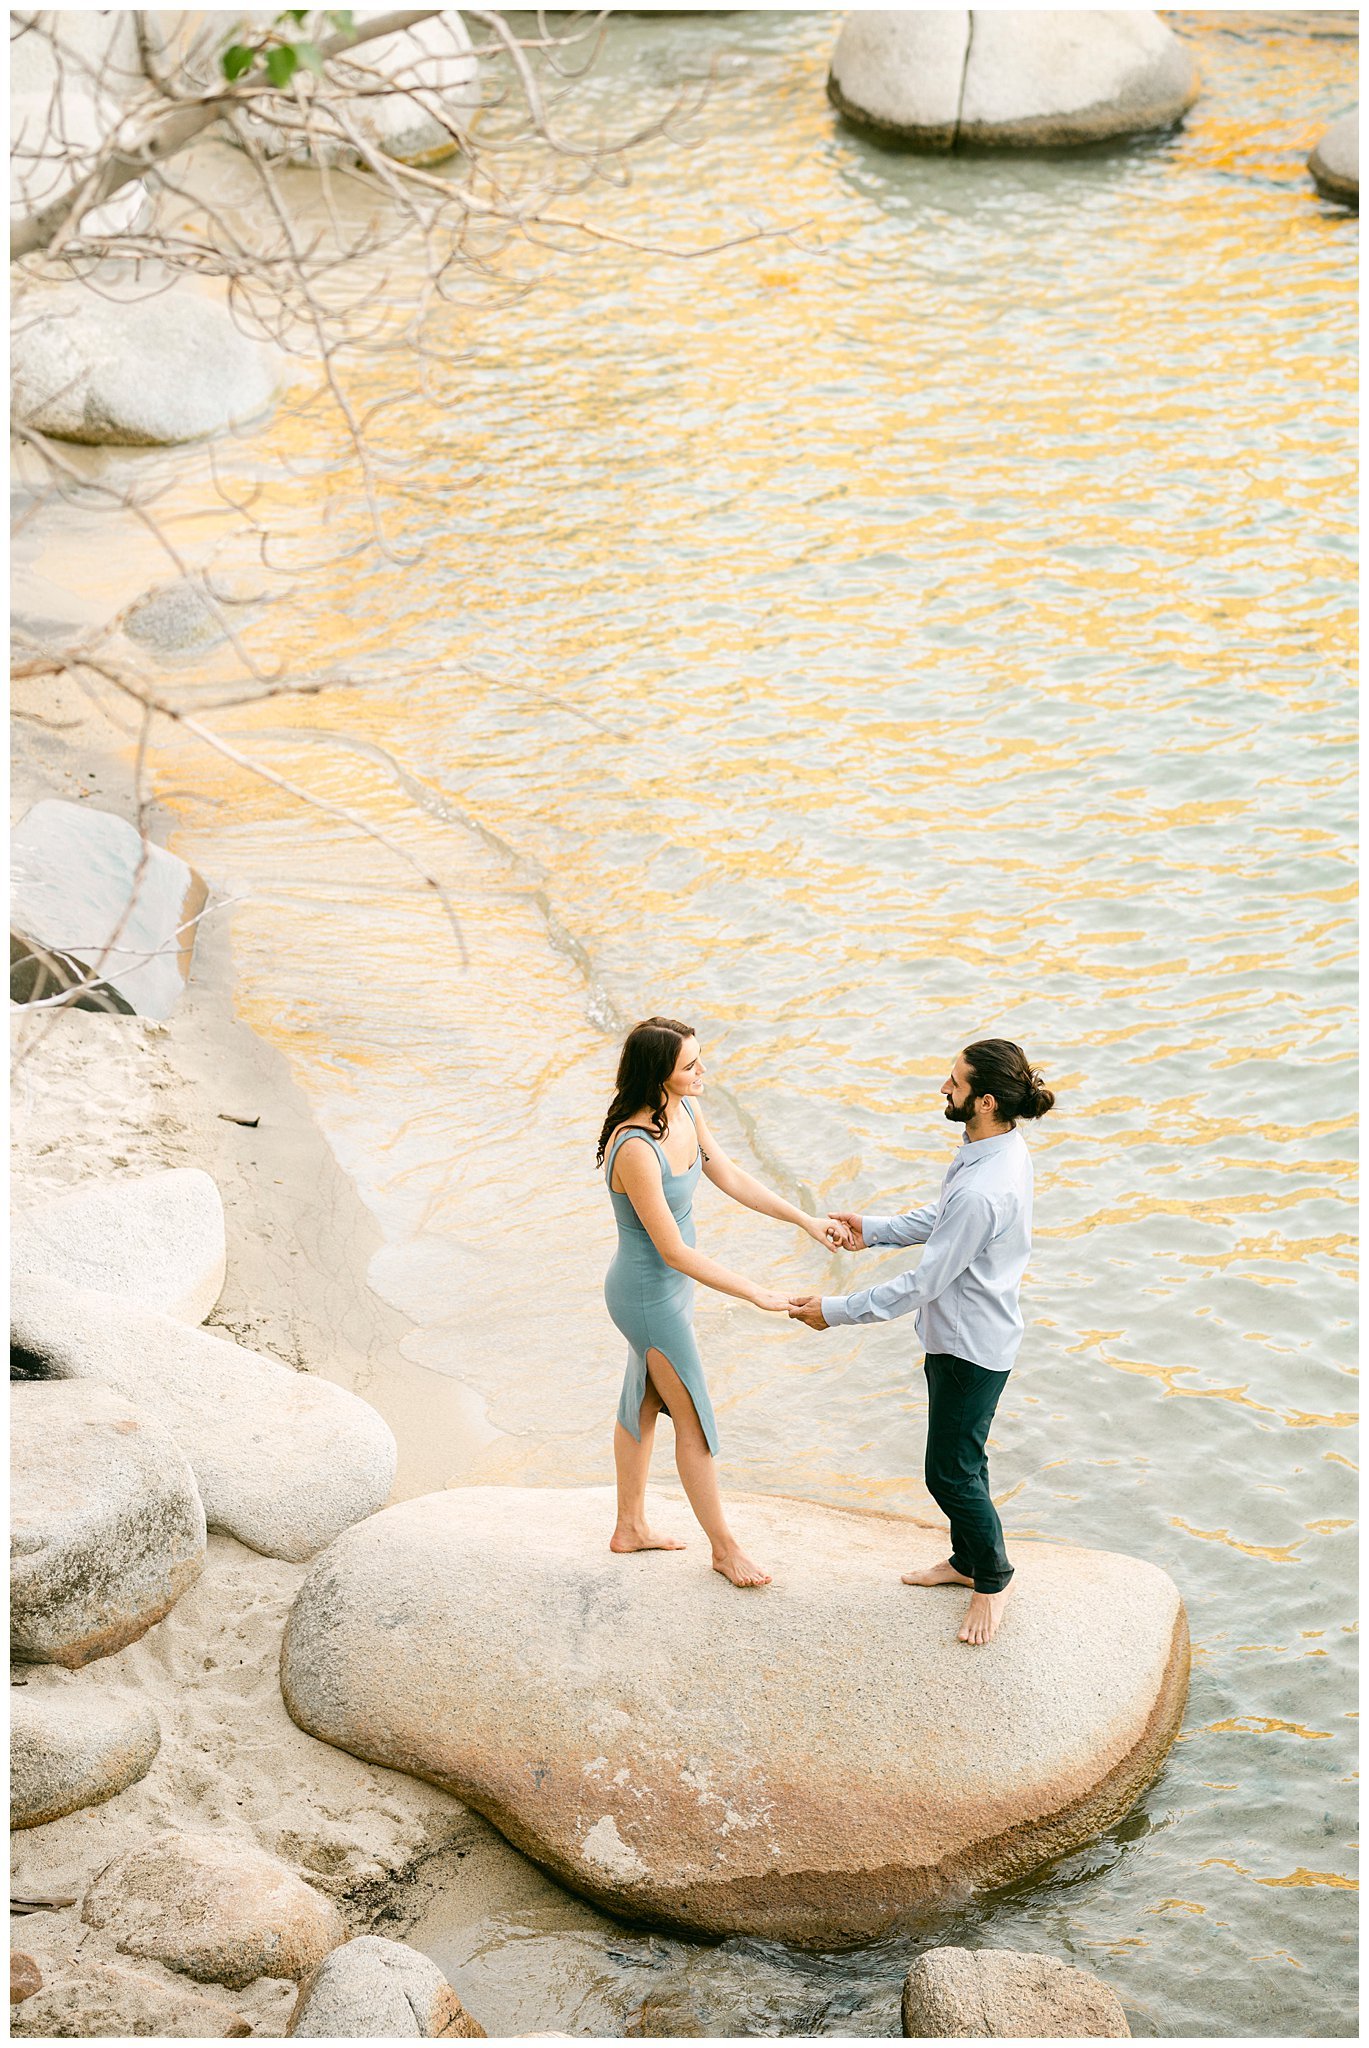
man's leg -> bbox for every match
[920,1353,1014,1644]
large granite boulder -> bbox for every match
[11,285,275,445]
[11,1382,206,1668]
[1309,109,1357,207]
[10,1962,251,2038]
[902,1946,1131,2036]
[10,799,209,1019]
[82,1833,346,1990]
[10,85,147,240]
[828,10,1198,150]
[10,1684,161,1828]
[10,1166,226,1324]
[287,1936,485,2038]
[281,1487,1190,1946]
[13,1276,398,1562]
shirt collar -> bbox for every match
[958,1129,1018,1158]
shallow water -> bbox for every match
[20,8,1357,2036]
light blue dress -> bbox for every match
[604,1097,720,1456]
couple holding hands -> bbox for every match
[598,1016,1055,1645]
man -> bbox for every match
[790,1039,1055,1647]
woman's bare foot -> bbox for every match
[901,1558,974,1588]
[712,1547,771,1588]
[958,1585,1012,1645]
[609,1523,686,1554]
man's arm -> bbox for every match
[862,1199,939,1249]
[818,1188,997,1328]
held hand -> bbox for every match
[787,1295,829,1330]
[751,1288,794,1313]
[829,1212,865,1250]
[804,1214,848,1252]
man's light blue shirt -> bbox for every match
[821,1128,1035,1371]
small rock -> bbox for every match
[120,580,233,657]
[1309,108,1357,207]
[287,1936,485,2038]
[11,1166,226,1324]
[83,1833,346,1991]
[11,284,275,445]
[902,1947,1131,2037]
[11,1381,206,1669]
[828,10,1199,150]
[10,799,209,1019]
[280,1487,1189,1945]
[11,1684,161,1827]
[10,1962,252,2037]
[10,1954,42,2004]
[14,1277,398,1562]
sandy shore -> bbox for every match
[9,668,545,2033]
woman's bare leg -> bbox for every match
[611,1383,686,1553]
[645,1348,770,1587]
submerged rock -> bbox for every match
[120,579,234,657]
[828,10,1198,150]
[13,1276,398,1562]
[11,1167,226,1324]
[287,1936,485,2038]
[902,1946,1131,2037]
[10,1685,161,1828]
[10,799,209,1018]
[11,1381,206,1668]
[281,1487,1189,1946]
[11,285,275,445]
[82,1833,346,1991]
[10,1963,251,2038]
[1309,109,1357,207]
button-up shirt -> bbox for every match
[821,1128,1035,1371]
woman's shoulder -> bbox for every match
[606,1119,663,1162]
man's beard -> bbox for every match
[944,1093,977,1124]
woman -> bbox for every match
[598,1015,842,1587]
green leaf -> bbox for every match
[282,9,309,22]
[265,43,299,87]
[295,39,324,74]
[221,43,256,81]
[326,10,354,33]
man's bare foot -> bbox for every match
[901,1558,974,1588]
[958,1585,1012,1645]
[609,1523,686,1554]
[712,1547,771,1588]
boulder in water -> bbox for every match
[1309,109,1357,207]
[235,10,478,167]
[11,1381,206,1668]
[902,1946,1131,2036]
[828,10,1199,151]
[10,1166,226,1324]
[13,1275,398,1562]
[287,1936,485,2038]
[281,1486,1189,1945]
[10,1684,161,1828]
[82,1832,346,1991]
[10,799,208,1018]
[11,285,275,446]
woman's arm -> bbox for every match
[613,1141,790,1310]
[692,1103,844,1249]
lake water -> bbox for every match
[28,8,1356,2036]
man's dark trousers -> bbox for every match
[923,1352,1013,1593]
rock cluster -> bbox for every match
[282,1485,1190,1946]
[828,10,1199,150]
[287,1935,486,2037]
[10,801,210,1020]
[902,1946,1131,2036]
[14,1275,397,1561]
[10,1686,161,1828]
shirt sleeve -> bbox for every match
[822,1188,998,1328]
[862,1200,938,1249]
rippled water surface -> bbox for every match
[38,8,1357,2036]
